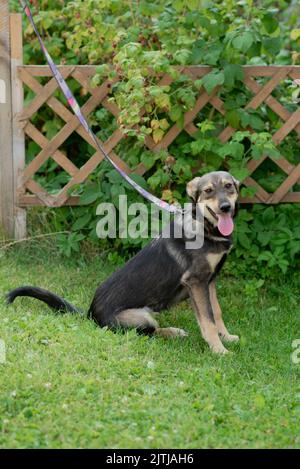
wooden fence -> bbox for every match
[1,10,300,239]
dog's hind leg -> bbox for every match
[154,327,188,338]
[115,309,187,338]
[115,308,158,334]
[209,280,239,342]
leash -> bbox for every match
[19,0,179,214]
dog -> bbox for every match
[7,171,239,354]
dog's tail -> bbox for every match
[6,286,82,314]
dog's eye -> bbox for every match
[225,183,233,189]
[204,188,213,194]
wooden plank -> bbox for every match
[288,70,300,80]
[18,64,300,79]
[268,163,300,203]
[10,13,27,239]
[19,65,97,76]
[135,162,147,175]
[26,179,60,206]
[185,122,198,136]
[272,106,300,145]
[19,194,81,206]
[0,3,14,237]
[243,176,270,203]
[228,192,300,204]
[209,95,226,115]
[272,157,295,175]
[244,66,300,77]
[281,192,300,202]
[239,196,261,204]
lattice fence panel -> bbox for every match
[16,65,300,207]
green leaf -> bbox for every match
[141,152,157,170]
[72,213,92,231]
[153,128,164,144]
[111,184,126,205]
[262,207,275,224]
[80,186,102,205]
[262,13,279,34]
[291,29,300,41]
[248,114,265,131]
[229,167,249,181]
[169,105,182,122]
[232,32,254,52]
[202,70,225,95]
[202,43,223,66]
[251,144,263,159]
[257,231,272,246]
[238,232,251,250]
[225,110,241,129]
[174,49,191,65]
[218,142,244,159]
[107,170,124,184]
[224,64,244,88]
[262,37,282,55]
[127,173,148,191]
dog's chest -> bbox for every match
[206,252,226,272]
[206,242,232,273]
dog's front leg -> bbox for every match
[209,280,239,343]
[183,275,228,354]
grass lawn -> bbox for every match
[0,245,300,449]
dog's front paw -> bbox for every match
[222,333,239,343]
[211,344,230,355]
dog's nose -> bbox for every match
[220,202,231,213]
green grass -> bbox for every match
[0,245,300,449]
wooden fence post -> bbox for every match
[10,13,26,239]
[0,0,14,238]
[0,2,26,239]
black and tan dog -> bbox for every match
[7,171,239,354]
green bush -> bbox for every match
[9,0,300,275]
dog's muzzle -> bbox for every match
[219,201,231,213]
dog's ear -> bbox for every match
[232,176,240,193]
[186,177,202,201]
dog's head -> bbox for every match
[186,171,240,236]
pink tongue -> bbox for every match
[217,213,234,236]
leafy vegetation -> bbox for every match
[1,247,300,448]
[9,0,300,275]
